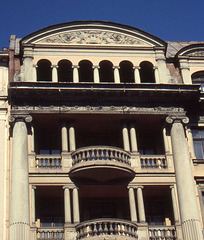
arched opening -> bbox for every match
[139,61,155,83]
[79,60,93,82]
[192,71,204,90]
[37,59,52,81]
[58,60,73,82]
[99,60,114,82]
[119,61,134,83]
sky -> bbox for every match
[0,0,204,49]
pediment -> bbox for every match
[21,21,166,48]
[177,44,204,57]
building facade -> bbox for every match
[1,21,204,240]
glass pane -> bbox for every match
[194,141,204,159]
[192,130,201,138]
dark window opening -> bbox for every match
[99,60,114,82]
[58,60,73,82]
[79,60,93,82]
[119,61,134,83]
[192,71,204,91]
[139,61,155,83]
[192,129,204,159]
[37,59,52,81]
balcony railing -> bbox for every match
[37,228,64,240]
[72,146,131,166]
[149,226,177,240]
[140,155,167,169]
[35,155,62,169]
[76,218,138,239]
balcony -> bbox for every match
[37,228,64,240]
[70,146,134,181]
[76,218,138,240]
[148,226,177,240]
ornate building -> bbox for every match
[1,21,204,240]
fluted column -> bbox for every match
[9,115,32,240]
[93,65,100,83]
[61,122,68,152]
[122,123,130,152]
[113,66,120,83]
[63,186,72,224]
[128,187,137,222]
[73,187,80,223]
[130,123,138,152]
[170,186,179,224]
[51,65,58,83]
[31,186,36,225]
[167,116,203,240]
[163,126,169,153]
[72,65,79,83]
[133,66,141,83]
[136,186,146,223]
[154,66,160,84]
[69,123,76,152]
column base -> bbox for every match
[10,222,30,240]
[182,219,203,240]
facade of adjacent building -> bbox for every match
[1,21,204,240]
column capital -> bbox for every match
[33,64,38,68]
[170,185,175,189]
[92,65,100,69]
[9,114,33,124]
[153,66,158,70]
[166,116,189,125]
[32,185,36,190]
[63,184,75,190]
[128,185,143,189]
[113,66,120,70]
[51,65,58,69]
[133,66,140,70]
[72,65,79,69]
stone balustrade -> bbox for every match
[37,228,64,240]
[35,155,62,169]
[76,218,138,239]
[148,226,177,240]
[140,155,167,169]
[72,146,131,166]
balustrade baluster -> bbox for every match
[104,222,108,235]
[109,222,114,235]
[98,222,103,235]
[93,223,97,236]
[56,158,59,168]
[114,222,118,235]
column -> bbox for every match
[61,122,68,152]
[72,65,79,83]
[128,187,137,222]
[130,123,138,152]
[31,186,36,225]
[31,125,35,153]
[51,65,58,83]
[63,186,71,224]
[166,116,203,240]
[137,187,146,223]
[133,66,141,83]
[170,186,179,224]
[154,66,160,84]
[122,123,130,151]
[113,66,120,83]
[156,53,171,84]
[73,187,80,223]
[33,65,37,82]
[69,123,76,151]
[9,115,32,240]
[163,126,169,153]
[93,65,100,83]
[23,56,34,81]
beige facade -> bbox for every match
[1,21,204,240]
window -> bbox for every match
[139,61,155,83]
[37,59,52,81]
[192,71,204,91]
[192,129,204,159]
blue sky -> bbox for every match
[0,0,203,49]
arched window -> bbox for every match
[119,61,134,83]
[79,60,93,82]
[99,60,114,82]
[139,61,155,83]
[58,60,73,82]
[192,71,204,90]
[37,59,52,81]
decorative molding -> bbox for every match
[9,114,33,123]
[38,30,146,45]
[186,51,204,57]
[166,116,189,124]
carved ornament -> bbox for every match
[186,51,204,57]
[166,116,189,124]
[38,30,145,45]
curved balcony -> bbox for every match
[70,146,134,182]
[76,218,138,240]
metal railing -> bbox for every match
[72,146,131,166]
[76,218,138,239]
